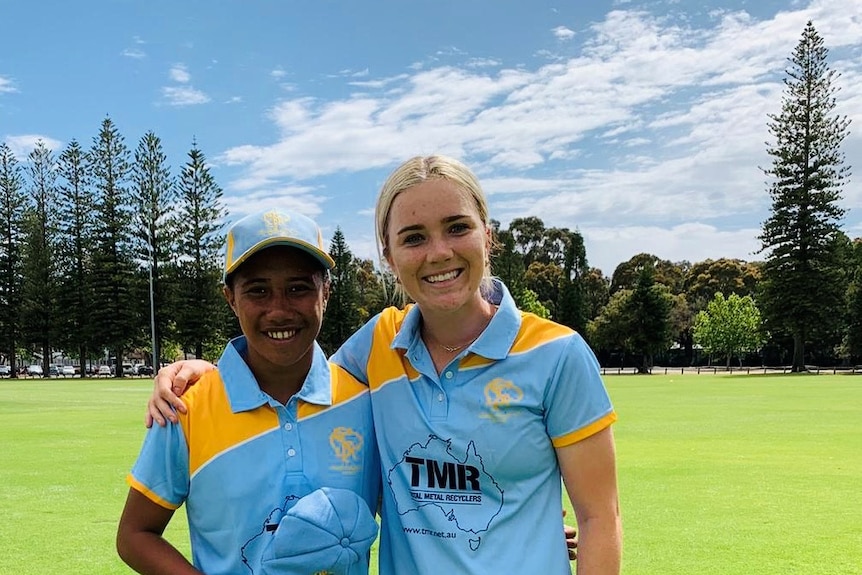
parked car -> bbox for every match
[122,363,134,376]
[48,365,59,377]
[27,365,43,376]
[133,364,154,376]
[61,365,75,377]
[0,365,10,377]
[97,365,111,377]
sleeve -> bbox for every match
[126,421,190,510]
[544,333,617,448]
[329,312,381,385]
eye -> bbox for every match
[449,222,470,234]
[402,233,424,245]
[244,285,268,297]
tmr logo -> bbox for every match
[405,456,481,491]
[329,426,363,474]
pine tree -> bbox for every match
[88,117,136,375]
[172,141,226,359]
[623,265,673,373]
[55,139,96,374]
[555,228,589,333]
[490,220,526,303]
[131,131,176,368]
[319,227,362,354]
[21,141,60,375]
[0,143,29,375]
[758,21,851,372]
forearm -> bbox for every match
[575,513,622,575]
[117,530,202,575]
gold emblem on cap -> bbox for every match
[261,210,291,237]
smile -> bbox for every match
[424,270,461,283]
[266,330,297,340]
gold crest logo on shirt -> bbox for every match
[480,378,523,422]
[329,426,363,474]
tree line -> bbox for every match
[0,117,229,377]
[0,21,855,377]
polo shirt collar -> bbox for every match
[218,336,333,412]
[390,278,521,361]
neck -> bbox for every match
[420,297,496,353]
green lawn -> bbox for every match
[0,374,859,574]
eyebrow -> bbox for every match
[395,214,470,236]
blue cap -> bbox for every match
[224,209,335,281]
[259,487,379,575]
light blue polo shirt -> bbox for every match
[128,337,380,575]
[332,279,616,575]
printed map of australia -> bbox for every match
[389,436,503,549]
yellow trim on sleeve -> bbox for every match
[552,411,618,448]
[126,475,181,510]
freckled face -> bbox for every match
[384,178,490,315]
[224,246,328,377]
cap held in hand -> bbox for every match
[260,487,378,575]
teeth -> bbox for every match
[268,330,296,340]
[426,270,459,283]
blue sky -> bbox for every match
[1,0,861,275]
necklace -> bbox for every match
[439,342,467,353]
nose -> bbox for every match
[426,234,453,263]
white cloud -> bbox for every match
[169,64,191,83]
[271,68,286,79]
[582,223,763,274]
[553,26,575,41]
[122,48,146,59]
[0,76,17,93]
[4,135,64,159]
[215,2,862,272]
[161,86,210,106]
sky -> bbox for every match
[1,0,861,276]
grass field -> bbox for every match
[0,374,859,574]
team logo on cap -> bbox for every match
[480,378,523,423]
[261,210,292,237]
[329,426,363,474]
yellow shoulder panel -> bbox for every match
[297,363,369,419]
[179,371,279,476]
[367,306,419,390]
[510,313,574,354]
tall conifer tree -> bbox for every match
[21,141,60,374]
[319,227,362,354]
[88,117,136,374]
[0,143,29,375]
[172,141,225,359]
[758,21,851,372]
[131,131,176,367]
[55,139,96,374]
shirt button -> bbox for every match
[444,371,453,379]
[284,423,293,431]
[437,393,444,402]
[287,448,296,457]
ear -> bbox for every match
[322,280,331,303]
[223,285,238,316]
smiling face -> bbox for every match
[384,178,491,315]
[224,245,329,384]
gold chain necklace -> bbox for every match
[439,342,467,353]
